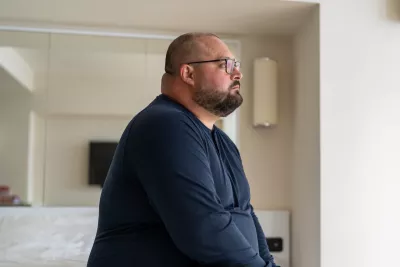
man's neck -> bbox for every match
[188,103,218,130]
[162,92,218,130]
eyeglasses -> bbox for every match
[185,58,241,74]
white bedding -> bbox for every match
[0,207,98,267]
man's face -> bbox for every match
[191,37,243,117]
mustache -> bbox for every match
[229,81,241,89]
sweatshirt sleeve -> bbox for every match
[250,206,277,267]
[127,114,267,267]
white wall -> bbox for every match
[44,117,131,206]
[0,76,31,201]
[292,7,320,267]
[47,34,157,116]
[40,34,166,205]
[27,111,46,205]
[320,0,400,266]
[238,35,294,211]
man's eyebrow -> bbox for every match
[211,56,229,60]
[221,55,235,59]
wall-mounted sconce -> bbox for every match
[253,57,278,128]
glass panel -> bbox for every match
[0,31,240,206]
[0,30,50,206]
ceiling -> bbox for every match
[0,0,318,35]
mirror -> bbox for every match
[0,30,50,206]
[0,30,239,206]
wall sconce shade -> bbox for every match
[253,57,278,127]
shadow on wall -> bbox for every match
[386,0,400,21]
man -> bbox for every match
[87,32,278,267]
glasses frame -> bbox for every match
[185,58,241,74]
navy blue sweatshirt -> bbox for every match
[87,94,276,267]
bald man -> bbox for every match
[87,33,278,267]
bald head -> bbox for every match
[164,32,220,75]
[161,32,243,123]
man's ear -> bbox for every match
[180,64,195,86]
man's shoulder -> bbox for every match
[128,96,200,138]
[135,101,193,129]
[124,98,206,156]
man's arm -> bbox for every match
[250,206,278,267]
[229,142,278,267]
[127,114,266,267]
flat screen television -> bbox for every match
[88,141,118,187]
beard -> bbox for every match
[192,80,243,117]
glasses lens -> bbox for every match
[226,59,240,73]
[226,59,234,73]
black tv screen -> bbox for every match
[89,141,118,187]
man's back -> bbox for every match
[87,95,198,267]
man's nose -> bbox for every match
[231,67,243,80]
